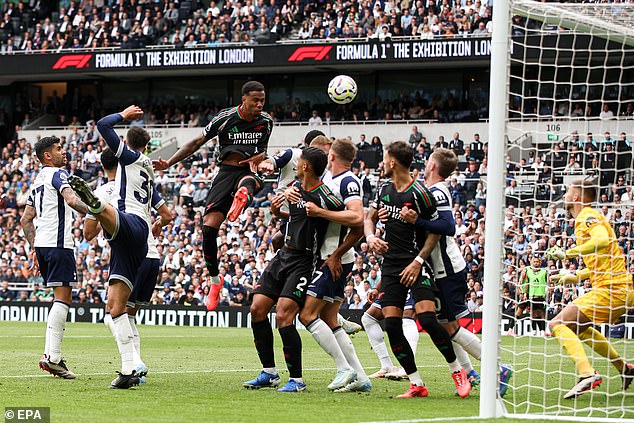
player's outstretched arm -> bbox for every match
[61,188,89,215]
[400,207,456,236]
[154,134,207,170]
[97,105,143,155]
[321,225,364,280]
[305,198,363,227]
[566,225,610,257]
[152,203,173,237]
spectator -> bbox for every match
[599,104,615,120]
[308,110,323,127]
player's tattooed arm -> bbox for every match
[61,187,89,215]
[364,206,388,255]
[20,205,37,248]
[154,134,207,170]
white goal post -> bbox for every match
[482,1,634,421]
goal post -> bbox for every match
[483,1,634,421]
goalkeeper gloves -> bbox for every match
[547,246,567,261]
[551,269,578,285]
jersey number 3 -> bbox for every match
[134,170,153,205]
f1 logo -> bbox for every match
[52,54,92,70]
[288,46,332,62]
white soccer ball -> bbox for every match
[327,75,357,105]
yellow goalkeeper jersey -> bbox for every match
[575,206,629,289]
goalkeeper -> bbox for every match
[548,180,634,399]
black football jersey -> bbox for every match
[285,180,344,254]
[202,106,273,161]
[372,179,438,261]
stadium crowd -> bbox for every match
[1,122,633,335]
[0,0,496,54]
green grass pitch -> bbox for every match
[0,321,631,422]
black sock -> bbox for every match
[384,317,417,375]
[202,226,219,277]
[238,177,258,205]
[252,319,275,369]
[278,325,302,379]
[538,319,546,332]
[417,312,457,364]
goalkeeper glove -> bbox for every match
[547,246,567,261]
[551,270,577,285]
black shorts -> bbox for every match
[254,247,314,306]
[435,268,469,322]
[35,247,77,287]
[379,259,437,309]
[127,258,161,308]
[204,164,261,216]
[529,296,546,311]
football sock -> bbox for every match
[252,319,276,370]
[238,177,258,204]
[128,315,142,366]
[306,319,351,371]
[417,312,457,365]
[112,312,135,375]
[402,317,419,356]
[47,300,69,363]
[333,326,368,382]
[385,317,417,375]
[407,370,424,387]
[453,342,475,374]
[452,326,482,360]
[538,319,547,333]
[579,326,625,373]
[362,313,394,370]
[202,226,219,277]
[552,324,594,377]
[279,325,302,379]
[103,313,115,338]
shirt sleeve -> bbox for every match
[413,184,438,221]
[201,111,228,141]
[51,169,71,193]
[271,148,294,170]
[339,175,362,205]
[97,113,140,165]
[26,193,33,207]
[371,183,383,210]
[152,186,165,210]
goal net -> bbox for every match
[483,1,634,421]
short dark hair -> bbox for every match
[331,139,357,163]
[35,136,60,162]
[386,141,414,168]
[304,129,325,146]
[242,80,265,96]
[301,147,328,177]
[100,147,118,171]
[126,126,151,150]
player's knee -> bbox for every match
[361,312,377,331]
[417,311,438,331]
[298,309,316,326]
[250,303,268,322]
[275,306,297,327]
[384,316,403,339]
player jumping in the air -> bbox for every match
[548,180,634,399]
[67,105,155,389]
[83,148,172,384]
[244,147,343,392]
[21,136,89,379]
[364,141,471,399]
[153,81,273,311]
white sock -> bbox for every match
[402,318,419,356]
[104,313,115,338]
[334,327,368,382]
[128,315,143,367]
[362,313,393,370]
[113,313,135,375]
[407,370,424,387]
[307,319,351,371]
[453,327,482,360]
[47,301,69,363]
[448,360,462,373]
[263,367,277,375]
[453,342,474,373]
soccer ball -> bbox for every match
[327,75,357,105]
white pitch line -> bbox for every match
[360,416,484,423]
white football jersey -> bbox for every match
[28,167,74,249]
[272,148,302,193]
[428,181,467,278]
[320,169,363,265]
